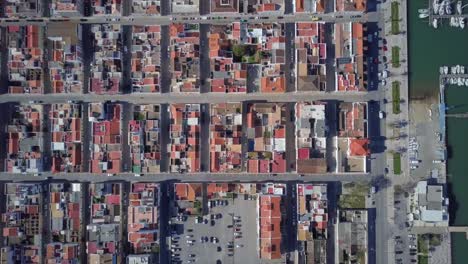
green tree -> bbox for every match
[233,45,246,58]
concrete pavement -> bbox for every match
[0,11,379,26]
[374,0,411,264]
[1,172,375,183]
[0,91,383,104]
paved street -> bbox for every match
[0,11,379,26]
[374,0,411,264]
[0,91,383,104]
[2,172,375,183]
[0,4,400,264]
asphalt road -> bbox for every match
[0,91,383,104]
[121,102,133,171]
[285,102,296,172]
[0,27,8,94]
[2,172,375,183]
[285,23,295,93]
[199,24,210,93]
[42,104,52,171]
[159,25,171,94]
[199,104,210,172]
[81,102,90,172]
[0,11,379,26]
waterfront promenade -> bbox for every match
[379,1,411,264]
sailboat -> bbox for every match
[439,3,445,15]
[461,65,466,74]
[446,1,452,15]
[444,66,449,74]
[419,13,429,18]
[433,18,439,28]
[460,17,465,29]
[433,0,440,14]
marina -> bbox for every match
[409,0,468,262]
[422,0,468,28]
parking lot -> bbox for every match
[169,194,283,264]
[393,192,418,264]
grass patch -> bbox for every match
[429,234,442,247]
[418,255,429,264]
[418,235,429,255]
[391,2,400,34]
[339,182,369,209]
[392,81,401,114]
[393,153,401,175]
[392,46,401,68]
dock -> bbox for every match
[445,113,468,118]
[439,72,468,123]
[412,226,468,239]
[448,226,468,239]
[426,0,468,27]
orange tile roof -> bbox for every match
[349,138,370,156]
[259,195,282,259]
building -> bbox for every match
[297,184,328,264]
[334,22,366,91]
[92,0,121,15]
[7,25,44,94]
[296,102,328,173]
[169,24,200,93]
[210,103,243,172]
[4,0,41,17]
[336,102,369,173]
[47,24,83,93]
[5,104,44,173]
[173,183,203,216]
[172,0,199,13]
[132,0,160,14]
[211,0,238,13]
[294,0,325,13]
[206,183,236,199]
[240,23,285,93]
[169,104,200,173]
[87,183,122,264]
[337,210,368,264]
[209,23,247,93]
[87,224,121,264]
[127,254,154,264]
[51,0,83,16]
[131,25,161,93]
[410,181,449,226]
[295,22,327,92]
[246,103,287,173]
[128,183,159,257]
[129,105,161,173]
[1,183,42,263]
[89,102,122,173]
[48,183,82,243]
[244,0,284,14]
[335,0,366,12]
[90,24,122,94]
[50,103,83,173]
[46,243,80,264]
[258,183,286,260]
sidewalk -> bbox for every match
[379,1,410,264]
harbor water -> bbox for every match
[409,0,468,261]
